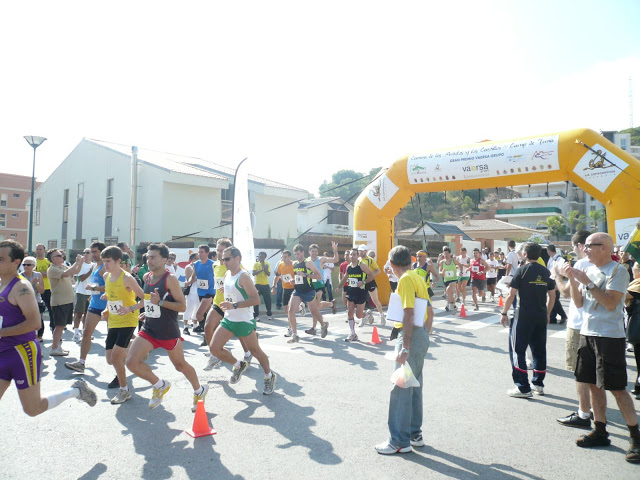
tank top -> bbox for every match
[88,264,107,310]
[442,258,457,281]
[457,255,470,276]
[412,262,432,288]
[346,264,366,293]
[309,257,324,289]
[0,277,36,352]
[293,260,314,294]
[194,259,215,296]
[104,271,138,328]
[470,258,486,280]
[213,261,227,306]
[223,270,253,323]
[142,271,179,340]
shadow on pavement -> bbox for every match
[77,463,107,480]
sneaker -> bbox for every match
[287,334,300,344]
[526,359,534,370]
[358,314,367,327]
[491,296,495,303]
[507,387,532,398]
[183,327,190,335]
[445,304,450,312]
[64,360,85,373]
[73,332,83,343]
[284,328,293,337]
[255,317,262,323]
[331,300,337,315]
[299,304,306,317]
[203,355,222,371]
[266,315,273,321]
[107,375,120,389]
[244,353,253,365]
[149,380,171,409]
[531,385,544,396]
[558,317,567,325]
[321,322,329,338]
[344,333,358,342]
[110,388,132,405]
[410,434,425,447]
[230,361,248,384]
[50,347,69,356]
[381,314,386,327]
[473,304,479,311]
[200,339,208,347]
[556,412,591,429]
[375,442,411,455]
[628,344,636,353]
[191,384,209,412]
[482,295,486,302]
[304,328,317,336]
[263,372,277,395]
[576,430,611,448]
[626,437,640,463]
[368,313,374,325]
[193,325,204,333]
[72,378,97,407]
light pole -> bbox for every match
[23,136,47,254]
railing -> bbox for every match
[496,207,562,215]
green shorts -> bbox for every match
[458,275,470,282]
[220,318,256,338]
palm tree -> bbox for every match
[537,215,568,237]
[565,210,587,234]
[587,208,606,230]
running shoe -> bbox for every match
[244,353,253,365]
[359,314,367,327]
[73,332,83,343]
[193,324,204,333]
[368,312,374,324]
[321,322,329,338]
[331,300,337,315]
[375,442,411,455]
[64,360,85,373]
[203,355,222,371]
[255,317,262,323]
[576,430,611,448]
[50,347,69,356]
[287,334,300,344]
[149,380,171,409]
[284,327,293,337]
[266,315,273,321]
[191,384,209,412]
[531,385,544,396]
[304,328,317,336]
[229,361,248,384]
[263,372,277,395]
[445,304,450,312]
[344,333,358,342]
[482,295,486,302]
[200,339,207,347]
[380,314,386,327]
[473,304,479,311]
[183,327,190,335]
[410,434,425,447]
[72,378,97,407]
[107,375,120,389]
[507,387,532,398]
[111,388,132,405]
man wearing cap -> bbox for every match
[358,245,385,325]
[413,250,439,299]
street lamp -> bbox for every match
[23,136,47,254]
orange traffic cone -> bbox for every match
[459,304,467,318]
[369,326,383,345]
[498,296,504,307]
[186,400,216,438]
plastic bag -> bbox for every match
[390,362,420,388]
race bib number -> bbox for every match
[490,268,496,274]
[472,266,479,273]
[197,279,209,290]
[107,300,123,314]
[295,274,305,285]
[224,292,237,303]
[445,270,455,279]
[214,277,224,289]
[282,273,293,284]
[144,298,161,318]
[348,278,359,288]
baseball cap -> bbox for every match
[357,245,367,251]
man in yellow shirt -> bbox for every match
[376,245,430,455]
[35,243,53,337]
[252,251,272,321]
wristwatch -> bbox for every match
[158,299,164,307]
[233,302,239,309]
[400,347,409,355]
[586,282,596,290]
[129,305,136,312]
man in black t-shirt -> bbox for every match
[500,242,556,398]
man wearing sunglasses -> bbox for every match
[210,247,277,395]
[562,232,639,463]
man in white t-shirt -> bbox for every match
[72,249,94,343]
[322,251,335,303]
[505,240,520,311]
[554,231,594,429]
[547,244,567,324]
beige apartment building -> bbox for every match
[0,173,42,246]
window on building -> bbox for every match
[105,178,114,236]
[10,233,17,238]
[11,213,18,218]
[47,240,57,249]
[620,138,628,151]
[327,210,349,226]
[221,187,234,223]
[13,193,19,198]
[78,182,84,198]
[0,194,7,207]
[0,214,6,227]
[35,198,41,226]
[107,178,114,197]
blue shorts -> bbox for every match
[87,307,103,316]
[293,290,316,303]
[0,341,42,390]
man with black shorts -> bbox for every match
[307,243,339,327]
[500,242,555,398]
[438,246,460,312]
[470,248,490,311]
[0,240,96,415]
[272,250,295,335]
[252,251,273,321]
[358,245,385,325]
[486,252,500,302]
[335,249,374,341]
[46,248,85,356]
[101,246,145,405]
[562,232,639,463]
[126,243,208,411]
[189,245,215,333]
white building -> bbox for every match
[297,197,353,237]
[31,139,308,250]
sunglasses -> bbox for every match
[584,243,603,249]
[23,263,35,267]
[222,257,232,262]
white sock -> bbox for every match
[78,359,85,365]
[233,360,241,368]
[74,328,80,334]
[153,379,164,389]
[194,386,204,395]
[46,388,80,410]
[578,409,591,420]
[264,372,273,380]
[349,319,356,335]
[244,351,251,358]
[120,385,129,392]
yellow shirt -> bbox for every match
[394,270,431,329]
[360,257,379,272]
[36,258,51,290]
[213,261,227,306]
[253,261,270,286]
[104,271,138,328]
[536,257,546,267]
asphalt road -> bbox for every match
[1,291,639,479]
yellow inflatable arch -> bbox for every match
[353,128,640,304]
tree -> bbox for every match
[565,210,586,234]
[537,215,567,237]
[586,208,606,230]
[318,167,382,203]
[619,126,640,146]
